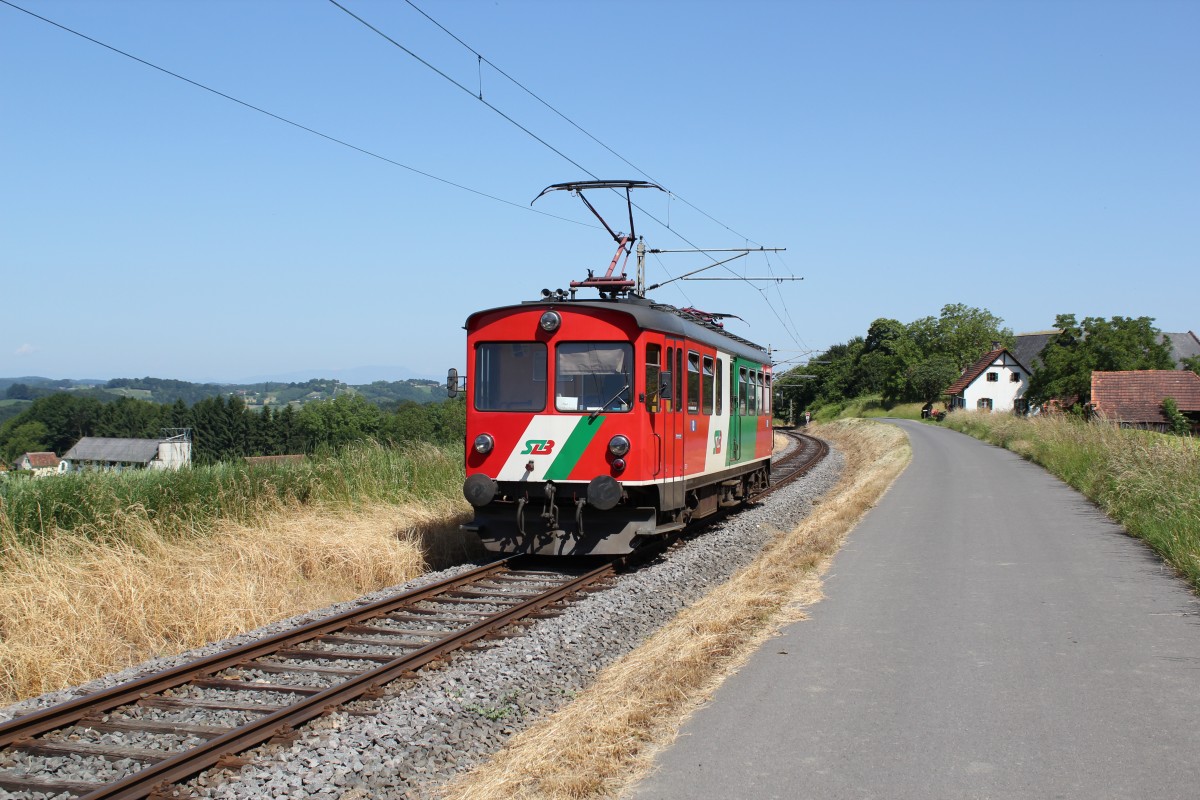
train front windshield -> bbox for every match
[474,342,547,411]
[555,342,633,413]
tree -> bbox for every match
[932,303,1013,372]
[5,383,32,400]
[1161,398,1192,437]
[906,356,960,403]
[1182,355,1200,377]
[298,395,383,452]
[0,394,103,455]
[1028,314,1174,405]
[2,421,50,462]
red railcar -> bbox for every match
[458,294,773,554]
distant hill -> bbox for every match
[235,365,423,385]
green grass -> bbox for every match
[801,395,926,423]
[0,441,465,548]
[941,412,1200,591]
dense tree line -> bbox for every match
[777,306,1183,416]
[0,393,466,465]
[776,304,1013,413]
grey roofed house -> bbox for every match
[1163,331,1200,368]
[63,437,165,466]
[1013,331,1060,372]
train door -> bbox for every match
[648,338,685,511]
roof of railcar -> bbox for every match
[465,295,771,364]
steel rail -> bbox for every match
[73,559,616,800]
[0,558,522,749]
[762,429,829,498]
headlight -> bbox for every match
[473,433,495,454]
[539,311,562,332]
[608,435,630,457]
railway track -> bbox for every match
[0,557,615,800]
[0,432,829,800]
[764,428,829,497]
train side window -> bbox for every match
[675,348,683,414]
[764,373,772,417]
[662,346,674,410]
[738,367,748,415]
[645,344,662,412]
[748,370,757,416]
[716,359,723,416]
[687,352,701,414]
[702,356,714,415]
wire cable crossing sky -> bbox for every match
[2,0,1195,383]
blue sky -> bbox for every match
[2,0,1196,383]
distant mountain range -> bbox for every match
[231,365,428,385]
[0,373,448,424]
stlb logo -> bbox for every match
[713,430,722,454]
[521,439,556,455]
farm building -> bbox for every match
[946,346,1032,414]
[12,451,63,476]
[61,434,192,472]
[1089,371,1200,433]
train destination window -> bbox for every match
[687,352,701,414]
[555,342,633,413]
[474,342,547,412]
[702,356,714,415]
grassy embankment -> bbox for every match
[442,419,910,800]
[804,394,925,423]
[0,442,476,704]
[940,411,1200,591]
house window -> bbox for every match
[986,372,999,382]
[1010,372,1021,383]
[977,398,993,411]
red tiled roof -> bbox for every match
[23,452,61,469]
[1090,370,1200,424]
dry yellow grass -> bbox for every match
[439,419,910,800]
[0,500,480,704]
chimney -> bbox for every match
[991,340,1001,351]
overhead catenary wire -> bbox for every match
[0,0,593,229]
[399,0,762,248]
[331,0,808,354]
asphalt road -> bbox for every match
[629,419,1200,800]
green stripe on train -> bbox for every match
[545,415,607,480]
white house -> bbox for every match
[946,347,1032,414]
[13,451,63,477]
[61,435,191,472]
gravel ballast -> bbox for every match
[0,438,843,800]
